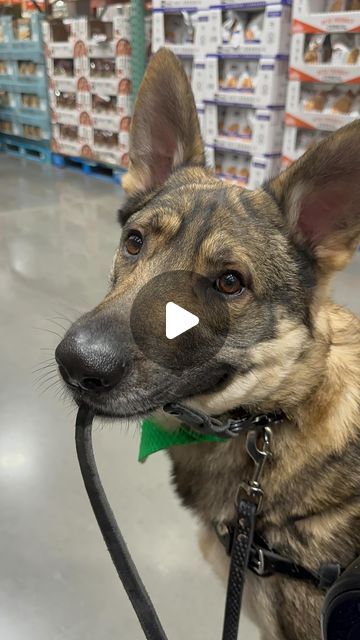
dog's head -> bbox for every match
[55,49,360,420]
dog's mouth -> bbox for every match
[64,368,233,421]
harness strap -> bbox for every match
[222,499,257,640]
[215,524,343,592]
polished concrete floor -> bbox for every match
[0,154,359,640]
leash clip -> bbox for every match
[237,426,272,514]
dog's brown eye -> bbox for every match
[125,232,143,256]
[215,272,244,296]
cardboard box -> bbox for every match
[204,103,285,154]
[281,124,329,165]
[208,5,291,57]
[289,33,360,83]
[152,9,205,55]
[152,0,210,9]
[191,56,207,103]
[44,16,130,41]
[197,105,205,137]
[285,79,359,131]
[51,134,81,156]
[91,113,131,133]
[292,0,360,33]
[45,40,89,76]
[205,56,288,108]
[93,147,129,167]
[205,144,281,189]
[248,154,281,189]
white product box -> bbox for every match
[285,80,359,131]
[51,109,93,131]
[292,0,360,33]
[248,154,281,189]
[289,33,360,83]
[206,5,291,57]
[152,9,207,55]
[192,56,207,102]
[48,75,77,92]
[152,0,211,8]
[205,56,288,108]
[51,137,81,156]
[204,103,284,154]
[42,19,77,43]
[205,145,281,189]
[91,113,131,133]
[44,16,131,43]
[51,108,78,126]
[46,40,89,76]
[93,147,129,168]
[197,105,205,137]
[281,124,329,165]
[204,144,215,168]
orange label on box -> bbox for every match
[292,16,360,34]
[292,20,325,34]
[285,114,314,129]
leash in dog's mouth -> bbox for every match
[75,403,357,640]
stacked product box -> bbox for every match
[283,0,360,166]
[152,0,292,189]
[0,12,51,160]
[44,9,133,168]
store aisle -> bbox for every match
[0,155,359,640]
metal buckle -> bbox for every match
[253,548,266,576]
[237,427,272,514]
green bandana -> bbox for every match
[139,418,227,462]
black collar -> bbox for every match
[163,402,286,438]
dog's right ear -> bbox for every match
[268,120,360,274]
[122,48,204,196]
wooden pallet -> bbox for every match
[0,134,51,164]
[51,153,126,184]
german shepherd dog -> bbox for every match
[56,49,360,640]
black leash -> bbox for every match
[222,499,257,640]
[75,405,168,640]
[221,426,272,640]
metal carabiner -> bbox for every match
[237,426,272,514]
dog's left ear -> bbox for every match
[122,48,204,195]
[268,121,360,273]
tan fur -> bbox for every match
[166,302,360,639]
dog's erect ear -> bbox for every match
[122,48,204,195]
[269,121,360,273]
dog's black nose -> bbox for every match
[55,319,125,393]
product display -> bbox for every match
[214,149,251,183]
[172,2,292,189]
[283,0,360,167]
[158,2,292,189]
[0,12,50,153]
[293,0,360,32]
[204,102,285,156]
[45,10,136,167]
[0,2,358,183]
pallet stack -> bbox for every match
[152,0,292,189]
[44,8,134,173]
[0,12,51,163]
[282,0,360,167]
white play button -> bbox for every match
[165,301,199,340]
